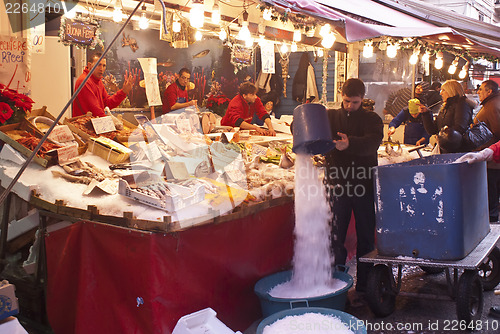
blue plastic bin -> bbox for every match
[257,307,367,334]
[254,268,353,318]
[292,103,335,155]
[373,153,490,260]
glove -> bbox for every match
[387,127,396,136]
[455,148,494,164]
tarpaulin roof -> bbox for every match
[267,0,500,58]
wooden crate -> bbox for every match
[0,120,56,167]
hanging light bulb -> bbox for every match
[409,47,420,65]
[317,48,324,57]
[319,23,331,37]
[363,41,373,58]
[293,29,301,42]
[219,27,227,41]
[280,43,288,54]
[172,15,181,33]
[434,51,444,69]
[386,42,398,58]
[139,6,149,30]
[237,11,251,41]
[306,27,315,38]
[291,42,298,52]
[113,8,123,22]
[321,32,336,49]
[422,51,430,62]
[212,1,220,25]
[190,0,204,29]
[195,29,203,41]
[448,56,459,74]
[459,62,469,79]
[263,8,272,21]
[245,37,253,48]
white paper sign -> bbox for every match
[49,125,74,143]
[138,58,162,106]
[91,116,117,134]
[139,141,162,162]
[57,143,79,165]
[0,35,31,94]
[27,0,45,54]
[261,41,275,74]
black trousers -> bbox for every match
[487,168,500,222]
[327,183,376,291]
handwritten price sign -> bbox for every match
[0,35,31,94]
[91,116,117,134]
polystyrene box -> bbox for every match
[172,308,242,334]
[374,153,490,260]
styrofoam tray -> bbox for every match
[118,179,205,212]
[172,308,242,334]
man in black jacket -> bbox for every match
[324,78,384,296]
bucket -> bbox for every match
[254,267,353,318]
[292,103,335,155]
[256,307,367,334]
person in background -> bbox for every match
[387,84,431,145]
[426,82,442,113]
[221,82,276,136]
[162,68,197,114]
[474,80,500,222]
[73,53,135,117]
[419,80,473,153]
[383,82,434,117]
[324,78,383,301]
[387,103,430,145]
[252,95,274,126]
[454,140,500,319]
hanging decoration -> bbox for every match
[321,49,328,105]
[230,44,253,73]
[59,16,101,49]
[258,4,319,34]
[279,50,290,98]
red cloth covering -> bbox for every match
[45,203,295,334]
[72,68,126,118]
[221,94,268,127]
[162,81,189,114]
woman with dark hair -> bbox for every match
[419,80,473,153]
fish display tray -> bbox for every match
[118,179,205,212]
[0,120,57,167]
[374,153,490,260]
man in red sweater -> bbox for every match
[72,53,135,117]
[221,82,276,136]
[162,68,197,114]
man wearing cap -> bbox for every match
[387,100,430,145]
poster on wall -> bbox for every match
[260,41,275,74]
[138,58,162,106]
[0,35,31,94]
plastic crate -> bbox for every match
[374,153,490,260]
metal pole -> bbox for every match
[0,0,145,207]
